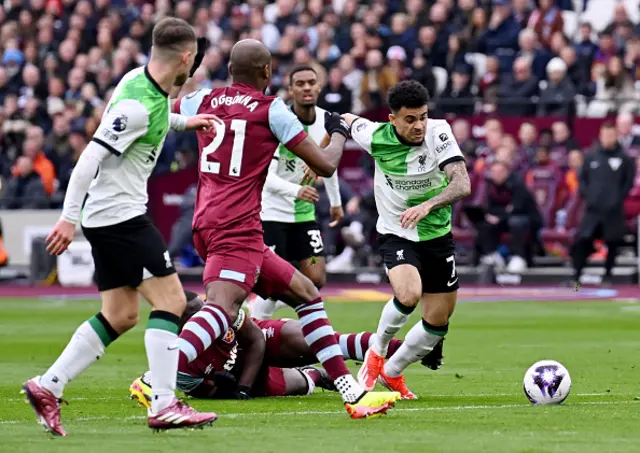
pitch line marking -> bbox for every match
[1,400,637,425]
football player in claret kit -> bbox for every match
[129,292,404,402]
[343,80,471,399]
[172,39,399,418]
[251,65,344,320]
[23,18,219,436]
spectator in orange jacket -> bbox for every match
[13,125,56,195]
[565,149,584,196]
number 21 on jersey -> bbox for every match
[201,119,246,176]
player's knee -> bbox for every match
[161,285,187,315]
[309,273,326,290]
[104,308,139,333]
[395,289,421,308]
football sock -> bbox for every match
[384,320,448,378]
[250,296,288,319]
[177,303,230,363]
[40,313,118,398]
[373,297,415,357]
[336,332,372,361]
[295,298,363,403]
[336,332,404,361]
[145,311,180,413]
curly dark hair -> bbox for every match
[387,80,430,113]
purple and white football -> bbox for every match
[523,360,571,405]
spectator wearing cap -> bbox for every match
[2,48,24,88]
[476,0,521,74]
[318,67,353,115]
[16,125,55,196]
[360,49,397,112]
[0,155,49,209]
[516,28,551,82]
[537,57,576,117]
[386,45,411,81]
[438,63,474,116]
[497,56,539,116]
[526,0,564,49]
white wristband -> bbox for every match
[170,113,188,131]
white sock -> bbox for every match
[334,374,365,404]
[250,295,277,319]
[384,320,447,378]
[40,321,108,398]
[373,298,413,356]
[250,296,288,319]
[145,312,180,413]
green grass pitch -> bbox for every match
[1,297,639,453]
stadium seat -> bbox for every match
[540,195,584,244]
[432,67,448,97]
[562,11,578,40]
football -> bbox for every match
[523,360,572,405]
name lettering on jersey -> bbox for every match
[210,94,258,112]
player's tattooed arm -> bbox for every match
[426,160,471,210]
[401,160,470,229]
[233,318,266,395]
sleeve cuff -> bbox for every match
[438,155,465,171]
[92,138,122,157]
[284,130,307,149]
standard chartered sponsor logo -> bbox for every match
[387,178,432,191]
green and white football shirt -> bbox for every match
[261,105,341,223]
[351,117,464,242]
[83,66,171,228]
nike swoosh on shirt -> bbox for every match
[447,278,459,287]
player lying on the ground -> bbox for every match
[173,38,399,419]
[130,291,404,403]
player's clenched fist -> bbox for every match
[297,186,320,203]
[46,219,76,255]
[324,111,350,138]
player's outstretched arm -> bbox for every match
[233,317,266,399]
[287,112,350,177]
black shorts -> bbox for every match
[262,220,325,264]
[379,233,459,294]
[82,215,176,292]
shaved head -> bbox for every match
[229,39,272,91]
